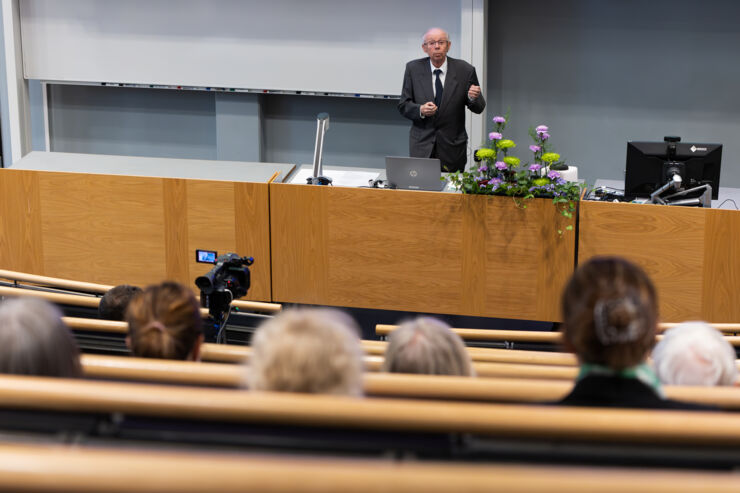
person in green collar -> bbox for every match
[558,256,711,410]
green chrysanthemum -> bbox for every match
[476,148,496,160]
[532,177,550,187]
[496,139,516,149]
[541,152,561,163]
[503,156,520,167]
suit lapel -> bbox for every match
[439,58,457,110]
[419,58,434,104]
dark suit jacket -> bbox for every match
[398,56,486,172]
[559,375,716,410]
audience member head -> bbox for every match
[126,282,203,361]
[98,284,142,320]
[247,308,363,396]
[652,321,737,386]
[382,317,474,376]
[561,256,658,370]
[0,297,82,377]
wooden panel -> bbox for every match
[270,184,329,303]
[702,209,740,321]
[0,170,272,299]
[271,184,575,320]
[234,182,271,301]
[163,179,190,283]
[185,180,238,296]
[0,170,44,273]
[38,172,169,286]
[579,201,705,322]
[324,187,463,314]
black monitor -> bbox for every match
[625,139,722,200]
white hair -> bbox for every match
[652,321,737,386]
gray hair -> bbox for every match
[246,308,363,396]
[652,321,737,386]
[382,317,474,376]
[0,297,81,377]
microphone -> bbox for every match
[308,113,332,185]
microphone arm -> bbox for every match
[650,173,682,205]
[664,183,713,208]
[307,113,332,186]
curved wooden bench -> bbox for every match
[0,374,736,447]
[0,442,738,493]
[78,354,740,410]
[376,325,740,346]
[62,317,582,366]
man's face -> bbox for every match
[422,29,450,66]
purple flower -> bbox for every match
[478,164,488,173]
[529,145,541,153]
[528,164,542,172]
[535,125,549,133]
[556,178,567,185]
[538,132,551,140]
[495,161,507,170]
[493,116,506,124]
[489,132,503,140]
[548,170,561,180]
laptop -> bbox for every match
[385,156,446,191]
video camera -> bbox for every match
[195,253,253,323]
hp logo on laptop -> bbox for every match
[409,170,418,177]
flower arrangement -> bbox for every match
[447,113,583,233]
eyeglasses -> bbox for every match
[424,40,449,47]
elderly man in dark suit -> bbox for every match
[398,27,486,173]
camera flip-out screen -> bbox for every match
[195,249,217,264]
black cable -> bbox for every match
[716,198,739,210]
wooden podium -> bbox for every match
[270,184,576,321]
[579,200,740,322]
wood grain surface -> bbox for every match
[270,184,575,321]
[0,169,272,301]
[579,200,740,322]
[579,200,705,321]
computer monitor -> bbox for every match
[625,139,722,200]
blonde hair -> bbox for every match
[247,308,363,396]
[0,297,81,377]
[382,317,474,376]
[126,282,202,360]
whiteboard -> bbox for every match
[20,0,463,96]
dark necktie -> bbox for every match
[434,69,443,107]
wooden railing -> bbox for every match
[0,442,737,493]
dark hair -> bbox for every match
[0,297,82,377]
[126,282,203,360]
[561,257,658,370]
[99,285,143,320]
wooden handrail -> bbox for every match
[658,322,740,333]
[0,285,101,307]
[0,443,738,493]
[64,316,127,333]
[81,354,243,387]
[0,269,114,293]
[0,374,736,446]
[376,325,740,346]
[0,276,281,314]
[79,354,740,410]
